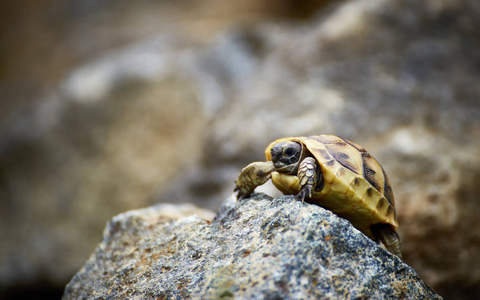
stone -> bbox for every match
[2,0,480,298]
[63,196,442,299]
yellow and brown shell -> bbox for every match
[265,135,397,240]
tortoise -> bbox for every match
[234,134,402,258]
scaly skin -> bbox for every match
[234,161,274,200]
[295,157,320,203]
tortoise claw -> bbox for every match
[234,186,250,201]
[295,186,312,203]
[234,161,274,201]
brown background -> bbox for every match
[1,0,479,298]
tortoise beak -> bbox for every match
[270,144,283,162]
[273,161,287,169]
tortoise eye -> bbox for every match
[285,148,295,156]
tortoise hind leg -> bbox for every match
[371,224,403,259]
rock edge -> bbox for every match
[63,195,442,299]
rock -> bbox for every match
[2,0,480,298]
[63,196,442,299]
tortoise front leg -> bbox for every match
[295,157,323,203]
[234,161,274,200]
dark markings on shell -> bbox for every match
[365,166,376,177]
[342,137,367,152]
[387,205,396,220]
[311,135,340,144]
[382,169,395,206]
[324,142,361,175]
[353,177,360,185]
[362,153,382,192]
[366,187,373,197]
[318,149,331,160]
[337,167,346,177]
[376,197,388,211]
[309,136,394,209]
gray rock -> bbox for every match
[63,196,442,299]
[3,0,480,297]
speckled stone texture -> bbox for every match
[63,196,442,299]
[3,1,480,297]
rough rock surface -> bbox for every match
[63,196,442,299]
[2,0,480,298]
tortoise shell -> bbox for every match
[265,135,397,240]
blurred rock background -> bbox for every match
[1,0,479,299]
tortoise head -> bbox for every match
[270,141,303,174]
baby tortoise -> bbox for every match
[234,135,402,258]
